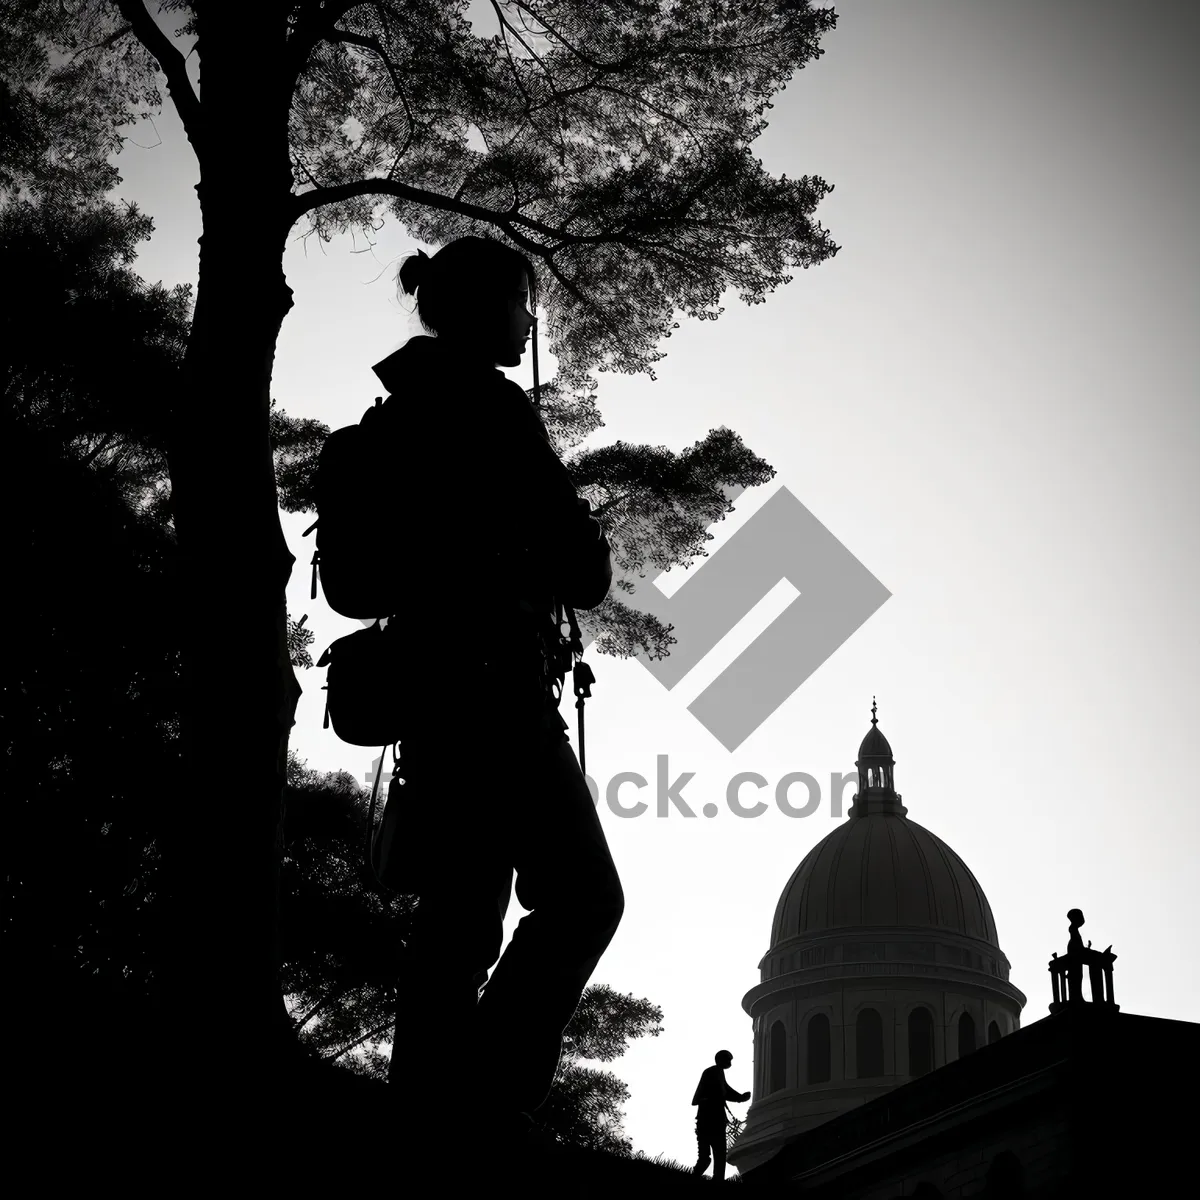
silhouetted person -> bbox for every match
[1067,908,1085,1002]
[692,1050,750,1182]
[374,237,622,1148]
[1066,907,1111,1004]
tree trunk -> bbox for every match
[154,13,305,1115]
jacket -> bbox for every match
[371,335,611,697]
[692,1065,746,1112]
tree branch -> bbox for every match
[67,22,135,63]
[289,175,597,310]
[488,0,567,152]
[291,171,617,251]
[489,0,533,112]
[509,0,642,75]
[326,27,415,164]
[323,1016,395,1062]
[289,175,546,249]
[114,0,202,145]
[291,981,345,1032]
[78,431,115,469]
[589,492,633,521]
[285,0,363,91]
[290,152,322,192]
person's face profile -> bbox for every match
[447,267,535,369]
[496,270,535,368]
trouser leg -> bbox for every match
[695,1120,726,1178]
[385,722,513,1094]
[713,1129,728,1181]
[474,724,624,1114]
[388,867,511,1091]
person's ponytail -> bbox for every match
[397,248,431,297]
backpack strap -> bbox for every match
[365,740,397,881]
[566,604,594,777]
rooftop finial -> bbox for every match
[871,696,878,726]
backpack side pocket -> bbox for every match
[316,621,406,747]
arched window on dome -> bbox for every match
[856,1008,884,1078]
[908,1006,934,1077]
[806,1013,831,1084]
[988,1020,1001,1045]
[958,1012,976,1058]
[769,1021,787,1093]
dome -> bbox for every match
[857,723,893,760]
[732,702,1025,1177]
[770,700,999,947]
[770,813,1000,947]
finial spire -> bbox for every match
[871,696,878,726]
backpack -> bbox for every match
[303,394,415,888]
[302,396,398,621]
[313,618,406,890]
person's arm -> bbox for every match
[439,380,612,610]
[496,394,613,610]
[545,497,612,611]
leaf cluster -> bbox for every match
[0,0,162,204]
[3,367,179,1004]
[2,194,189,521]
[559,981,665,1065]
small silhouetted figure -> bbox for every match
[1067,908,1085,1002]
[692,1050,751,1182]
[377,237,622,1149]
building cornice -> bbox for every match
[742,961,1027,1015]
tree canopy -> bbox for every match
[5,0,838,387]
[280,0,840,393]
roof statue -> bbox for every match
[1048,908,1118,1013]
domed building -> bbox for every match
[728,702,1027,1175]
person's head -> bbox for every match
[1068,908,1085,928]
[396,236,537,368]
[715,1050,733,1068]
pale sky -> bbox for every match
[109,0,1199,1171]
